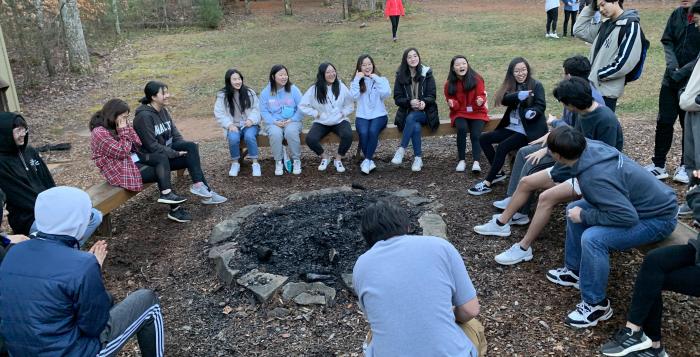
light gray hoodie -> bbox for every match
[34,186,91,239]
[213,89,261,133]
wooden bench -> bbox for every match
[87,169,185,236]
[641,221,697,253]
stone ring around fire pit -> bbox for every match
[207,186,447,305]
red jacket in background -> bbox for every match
[90,126,144,192]
[443,76,489,126]
[384,0,405,17]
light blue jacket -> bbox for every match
[259,84,303,125]
[564,0,579,11]
[350,75,391,119]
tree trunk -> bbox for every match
[284,0,292,15]
[111,0,121,35]
[162,0,169,31]
[33,0,56,76]
[323,0,331,5]
[342,0,349,19]
[6,0,35,84]
[244,0,251,15]
[59,0,91,73]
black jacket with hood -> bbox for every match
[496,80,548,141]
[393,65,440,132]
[661,6,700,87]
[0,112,55,235]
[133,104,184,159]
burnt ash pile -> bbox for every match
[230,191,424,284]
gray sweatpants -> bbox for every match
[684,112,700,179]
[267,121,303,161]
[505,144,556,215]
[98,289,164,357]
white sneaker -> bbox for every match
[456,160,466,172]
[511,212,530,226]
[644,164,669,180]
[411,157,423,172]
[360,159,371,174]
[392,147,405,165]
[551,33,560,39]
[545,33,552,38]
[474,215,511,237]
[275,161,284,176]
[228,162,240,177]
[495,243,533,265]
[318,158,330,171]
[369,160,377,172]
[565,299,613,329]
[334,159,346,173]
[251,162,261,177]
[674,165,689,184]
[292,160,302,175]
[472,161,481,173]
[493,196,512,210]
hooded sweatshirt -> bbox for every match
[660,6,700,87]
[350,75,391,120]
[574,6,644,98]
[393,65,440,131]
[0,112,55,235]
[213,88,262,131]
[299,81,355,126]
[259,84,304,125]
[0,186,112,357]
[133,104,184,159]
[680,55,700,113]
[572,140,678,227]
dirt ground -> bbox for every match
[9,0,700,356]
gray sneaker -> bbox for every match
[202,191,227,205]
[190,184,213,198]
[678,203,692,217]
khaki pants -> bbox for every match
[364,318,487,356]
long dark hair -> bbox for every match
[447,55,480,96]
[314,63,340,104]
[139,81,168,105]
[355,54,381,94]
[269,64,292,94]
[396,47,423,84]
[89,99,131,136]
[222,69,252,116]
[493,57,535,107]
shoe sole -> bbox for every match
[167,215,190,223]
[202,198,227,205]
[468,189,491,196]
[189,188,213,198]
[492,175,508,184]
[673,177,689,184]
[601,338,653,357]
[474,227,511,237]
[392,159,402,165]
[412,167,422,172]
[157,198,187,205]
[678,210,693,216]
[566,307,613,329]
[546,274,580,289]
[495,254,533,265]
[653,173,669,180]
[493,202,509,210]
[228,172,239,177]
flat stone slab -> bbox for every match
[404,195,432,206]
[281,282,336,305]
[236,270,288,302]
[286,186,352,202]
[209,204,271,244]
[341,273,354,293]
[213,250,239,285]
[419,213,447,240]
[391,189,419,198]
[208,241,237,260]
[294,292,327,305]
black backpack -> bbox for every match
[618,21,650,83]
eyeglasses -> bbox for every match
[513,69,528,75]
[13,127,28,136]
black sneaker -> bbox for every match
[628,347,669,357]
[158,192,187,205]
[491,171,508,184]
[565,299,613,328]
[468,181,492,196]
[167,206,192,223]
[600,327,653,356]
[546,267,580,289]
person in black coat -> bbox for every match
[469,57,547,196]
[391,48,439,172]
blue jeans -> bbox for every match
[564,200,676,304]
[30,208,103,248]
[356,115,388,160]
[227,125,259,160]
[400,111,427,157]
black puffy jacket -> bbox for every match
[393,65,440,132]
[496,80,548,141]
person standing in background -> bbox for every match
[546,0,561,38]
[563,0,580,37]
[385,0,405,42]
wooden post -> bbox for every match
[284,0,292,15]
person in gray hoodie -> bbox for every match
[574,0,644,112]
[544,126,677,329]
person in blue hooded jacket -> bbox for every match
[0,186,165,357]
[543,127,677,330]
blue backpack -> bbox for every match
[619,21,650,84]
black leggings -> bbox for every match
[390,16,400,38]
[305,121,353,157]
[546,8,559,34]
[137,153,172,191]
[563,10,577,36]
[627,243,700,342]
[455,118,485,161]
[652,84,686,168]
[479,128,528,183]
[168,140,208,188]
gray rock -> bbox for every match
[425,201,445,212]
[214,250,239,285]
[419,213,448,240]
[208,241,237,260]
[286,186,352,202]
[294,292,327,305]
[404,195,432,206]
[281,282,336,305]
[341,273,354,293]
[391,189,418,198]
[267,307,290,318]
[236,270,288,302]
[208,204,271,244]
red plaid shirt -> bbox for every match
[90,126,144,191]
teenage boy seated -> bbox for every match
[0,112,102,244]
[0,186,165,356]
[543,127,677,328]
[353,200,480,356]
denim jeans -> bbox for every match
[400,111,427,157]
[30,208,103,248]
[227,125,259,160]
[356,115,388,160]
[564,200,676,304]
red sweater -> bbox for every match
[443,76,489,126]
[384,0,405,16]
[90,126,144,192]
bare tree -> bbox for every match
[244,0,251,15]
[112,0,122,35]
[33,0,57,76]
[59,0,91,73]
[284,0,292,15]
